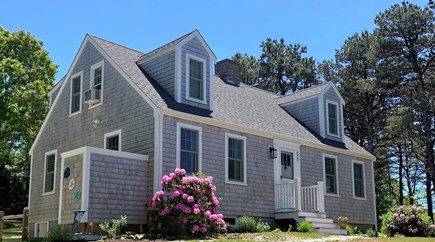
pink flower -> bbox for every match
[193,225,199,232]
[193,208,200,214]
[399,214,405,219]
[187,196,194,203]
[429,224,435,229]
[202,195,208,201]
[200,224,207,233]
[411,205,417,211]
[399,205,404,210]
[411,214,416,219]
[182,193,189,200]
[417,220,422,225]
[182,217,189,224]
[159,207,171,216]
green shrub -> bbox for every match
[256,219,270,232]
[365,228,377,237]
[238,216,257,233]
[297,221,313,233]
[45,226,73,242]
[381,205,432,237]
[345,224,355,235]
[271,228,281,233]
[99,215,128,239]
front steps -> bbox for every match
[275,211,346,235]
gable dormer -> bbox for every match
[279,82,345,142]
[137,30,216,110]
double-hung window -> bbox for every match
[352,161,366,199]
[70,72,82,114]
[187,55,206,102]
[225,133,247,185]
[177,123,202,174]
[324,155,338,195]
[327,101,339,136]
[43,150,57,194]
[90,61,104,103]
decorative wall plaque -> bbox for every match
[73,188,81,201]
[68,178,75,190]
[64,167,70,179]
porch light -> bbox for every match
[269,147,277,158]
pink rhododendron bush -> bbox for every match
[149,168,226,237]
[381,205,435,237]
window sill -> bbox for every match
[225,180,248,186]
[186,96,207,105]
[325,193,340,198]
[68,111,81,118]
[326,132,340,139]
[88,102,103,110]
[353,196,367,201]
[42,191,55,196]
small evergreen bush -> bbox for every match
[345,224,355,235]
[238,216,257,233]
[256,219,270,232]
[365,228,377,237]
[45,226,73,242]
[297,221,313,233]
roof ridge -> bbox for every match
[277,81,330,99]
[89,34,144,55]
[138,30,196,60]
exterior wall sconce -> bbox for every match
[269,147,277,158]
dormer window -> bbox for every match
[327,101,339,136]
[69,72,83,115]
[186,54,206,103]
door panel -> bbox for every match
[281,151,294,180]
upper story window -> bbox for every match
[327,101,339,136]
[186,54,206,103]
[104,130,121,151]
[225,133,247,185]
[177,123,202,174]
[43,150,57,195]
[70,72,83,115]
[90,61,104,105]
[352,161,366,199]
[323,154,339,195]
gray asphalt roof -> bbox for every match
[89,34,372,158]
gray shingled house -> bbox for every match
[28,30,376,237]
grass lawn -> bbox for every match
[214,231,332,241]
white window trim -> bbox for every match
[89,60,104,109]
[176,122,202,173]
[104,129,122,151]
[326,100,340,138]
[185,53,207,104]
[69,71,83,116]
[323,153,339,197]
[225,133,247,186]
[352,160,367,200]
[34,221,49,238]
[42,149,57,196]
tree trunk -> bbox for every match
[398,145,404,205]
[426,169,434,222]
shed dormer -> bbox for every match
[137,30,216,110]
[279,82,345,142]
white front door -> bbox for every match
[280,151,294,180]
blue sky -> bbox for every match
[1,0,428,82]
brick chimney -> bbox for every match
[215,59,241,85]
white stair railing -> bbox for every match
[275,180,296,210]
[301,181,325,213]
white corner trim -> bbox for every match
[224,133,247,186]
[28,154,34,207]
[209,63,215,111]
[89,60,105,106]
[81,149,91,222]
[185,53,207,104]
[175,47,181,103]
[351,159,367,200]
[104,129,122,151]
[372,161,378,230]
[69,71,83,116]
[153,111,163,193]
[58,155,65,224]
[42,149,57,196]
[322,153,339,196]
[340,104,345,142]
[176,122,203,174]
[318,94,325,138]
[326,100,340,138]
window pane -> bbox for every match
[228,137,244,182]
[325,157,337,194]
[190,59,203,79]
[328,103,338,135]
[354,163,363,179]
[94,67,102,86]
[189,79,202,99]
[72,77,81,94]
[180,128,198,173]
[106,135,119,151]
[354,163,364,198]
[189,59,203,100]
[45,154,55,192]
